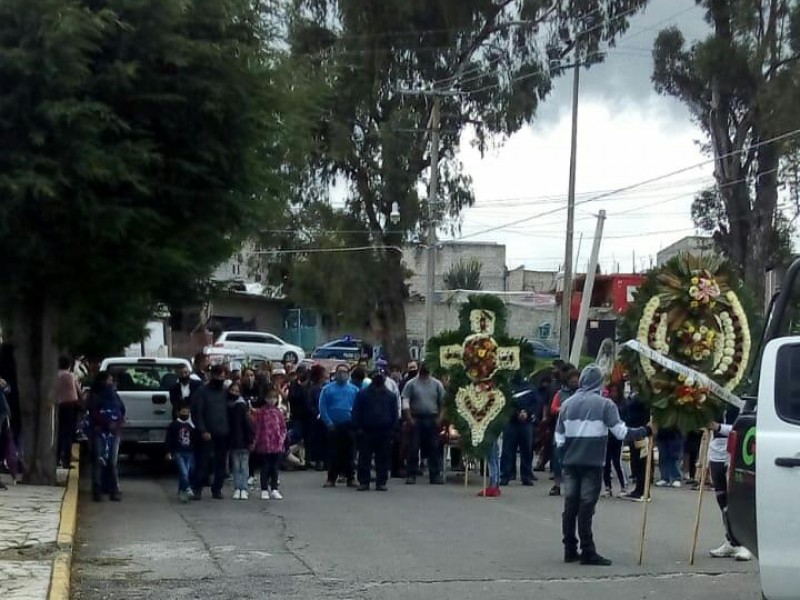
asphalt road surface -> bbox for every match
[72,462,760,600]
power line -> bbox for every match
[455,127,800,240]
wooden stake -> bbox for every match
[464,461,469,489]
[638,438,654,566]
[689,430,711,565]
[482,458,488,497]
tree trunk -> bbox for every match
[13,298,59,485]
[374,250,410,365]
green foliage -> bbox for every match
[0,0,293,356]
[274,0,650,354]
[444,259,483,291]
[652,1,800,304]
[424,294,535,457]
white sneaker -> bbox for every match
[240,490,249,500]
[710,541,737,558]
[733,546,754,561]
[671,480,682,488]
[261,490,271,500]
[655,480,668,487]
[233,490,242,500]
[270,489,283,500]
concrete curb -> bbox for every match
[49,443,80,600]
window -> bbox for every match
[774,344,800,425]
[261,335,281,345]
[108,364,181,392]
[226,333,260,343]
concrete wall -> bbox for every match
[506,267,557,293]
[656,236,716,266]
[403,242,507,296]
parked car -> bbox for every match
[212,331,305,364]
[528,340,560,359]
[311,337,372,363]
[99,357,191,453]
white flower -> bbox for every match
[685,377,695,386]
[692,333,702,342]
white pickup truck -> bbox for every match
[727,260,800,600]
[99,356,191,455]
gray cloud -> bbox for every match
[535,0,710,126]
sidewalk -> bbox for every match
[0,454,79,600]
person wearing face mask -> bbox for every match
[170,365,202,419]
[252,386,288,500]
[402,363,446,485]
[191,364,230,500]
[165,400,198,503]
[318,364,359,488]
[227,381,254,500]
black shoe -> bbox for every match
[375,485,388,492]
[499,479,509,486]
[531,474,538,481]
[357,484,370,491]
[580,553,612,566]
[521,480,534,487]
[564,549,580,563]
[430,477,444,485]
[109,492,121,502]
[533,465,545,472]
[405,477,416,485]
[212,491,224,500]
[346,480,358,488]
[191,492,202,501]
[549,485,561,496]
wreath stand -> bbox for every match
[637,438,654,566]
[689,429,711,564]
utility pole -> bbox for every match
[424,98,442,346]
[570,210,606,366]
[559,56,581,361]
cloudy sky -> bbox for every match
[444,0,715,274]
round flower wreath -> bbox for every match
[621,254,752,433]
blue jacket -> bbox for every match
[318,381,359,427]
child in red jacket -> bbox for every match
[252,387,287,500]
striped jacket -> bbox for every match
[555,365,649,468]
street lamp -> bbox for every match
[390,202,401,225]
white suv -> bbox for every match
[213,331,305,364]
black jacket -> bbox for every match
[625,395,650,429]
[227,398,254,450]
[352,385,398,431]
[287,380,313,422]
[191,382,229,438]
[169,379,202,417]
[510,384,543,424]
[165,418,198,453]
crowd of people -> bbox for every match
[0,352,752,566]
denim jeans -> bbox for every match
[231,449,250,492]
[657,437,684,482]
[91,433,120,495]
[552,441,563,481]
[487,440,500,487]
[501,421,534,482]
[174,451,194,493]
[562,465,603,555]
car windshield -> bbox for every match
[107,364,184,392]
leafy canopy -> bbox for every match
[0,0,292,356]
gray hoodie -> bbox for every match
[555,364,649,468]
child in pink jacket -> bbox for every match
[252,387,287,500]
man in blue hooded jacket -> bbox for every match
[556,364,652,566]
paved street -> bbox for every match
[71,462,760,600]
